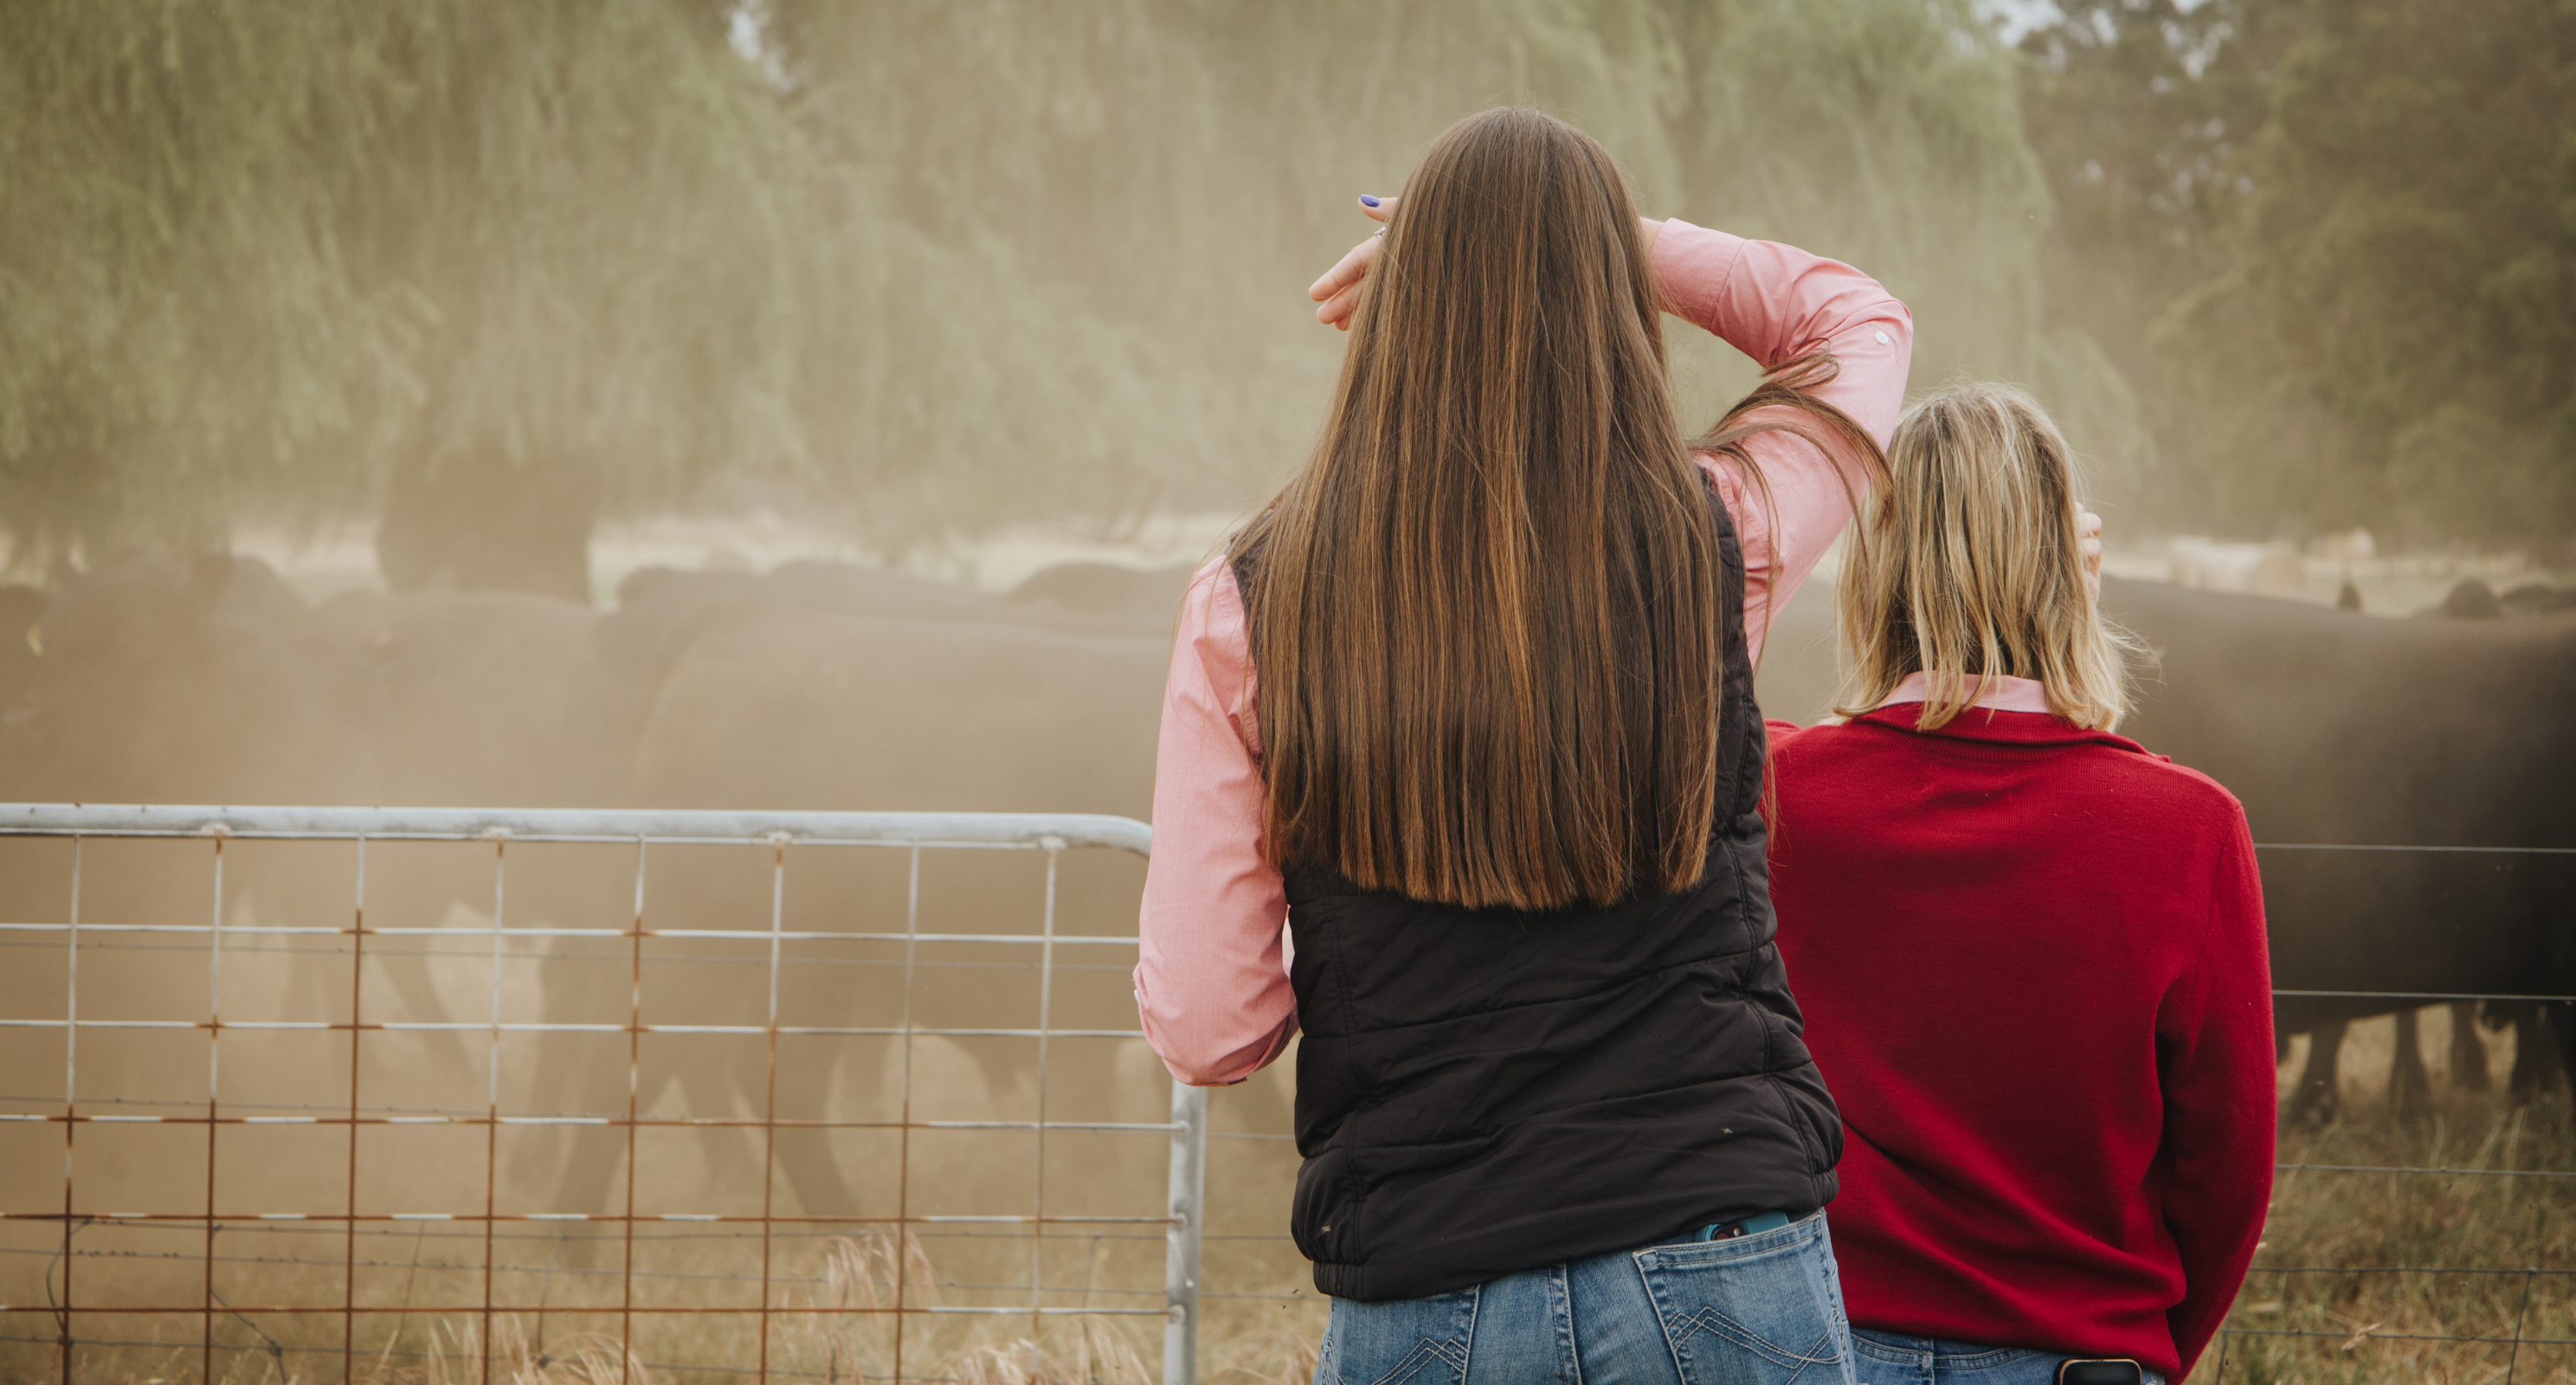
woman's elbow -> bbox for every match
[1154,1037,1271,1087]
[1160,1055,1243,1088]
[1137,1004,1240,1086]
[1143,1017,1292,1088]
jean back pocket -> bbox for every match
[1630,1217,1854,1385]
[1316,1286,1478,1385]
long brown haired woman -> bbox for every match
[1134,107,1909,1383]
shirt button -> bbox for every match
[1874,330,1890,345]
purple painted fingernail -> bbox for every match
[1360,195,1381,208]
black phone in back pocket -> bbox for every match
[2057,1362,2144,1385]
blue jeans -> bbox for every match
[1850,1330,2165,1385]
[1314,1213,1857,1385]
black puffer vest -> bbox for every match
[1233,482,1841,1303]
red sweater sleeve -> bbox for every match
[2158,813,2275,1377]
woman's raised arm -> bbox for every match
[1650,222,1909,448]
[1652,221,1911,662]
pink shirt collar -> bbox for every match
[1873,671,2055,715]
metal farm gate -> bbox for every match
[0,805,1204,1385]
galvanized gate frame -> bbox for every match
[0,803,1206,1385]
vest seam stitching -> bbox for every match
[1763,1067,1825,1176]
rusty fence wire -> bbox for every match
[0,804,1203,1385]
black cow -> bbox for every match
[0,554,1205,1248]
[2251,577,2576,1119]
[2102,576,2576,1121]
[2246,580,2576,1118]
[2501,581,2576,616]
[0,552,608,807]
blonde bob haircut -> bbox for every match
[1835,382,2135,731]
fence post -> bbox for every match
[1164,1082,1207,1385]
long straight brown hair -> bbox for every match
[1240,107,1864,912]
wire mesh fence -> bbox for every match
[2204,994,2576,1382]
[3,812,2571,1385]
[2207,838,2576,1381]
[0,805,1203,1385]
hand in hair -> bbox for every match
[2080,511,2103,602]
[1306,194,1668,330]
[1307,196,1396,331]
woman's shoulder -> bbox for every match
[1761,714,1875,753]
[2008,721,2258,841]
[1763,717,1832,748]
[2095,742,2250,827]
[1180,555,1245,632]
[1761,717,1877,781]
[1175,556,1253,688]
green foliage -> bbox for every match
[0,0,819,561]
[0,0,2096,570]
[775,0,2109,543]
[2028,0,2576,545]
[0,3,382,549]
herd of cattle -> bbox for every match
[0,549,2569,1143]
[1764,570,2576,1121]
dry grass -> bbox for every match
[0,1227,1168,1385]
[2214,1013,2576,1385]
[7,1014,2570,1385]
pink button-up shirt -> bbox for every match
[1134,221,1915,1085]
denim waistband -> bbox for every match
[1850,1329,2165,1384]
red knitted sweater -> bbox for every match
[1766,704,2274,1380]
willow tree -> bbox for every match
[1,4,390,559]
[769,0,2136,539]
[1,1,821,596]
[4,0,2108,591]
[1660,0,2145,474]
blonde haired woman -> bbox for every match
[1765,383,2274,1385]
